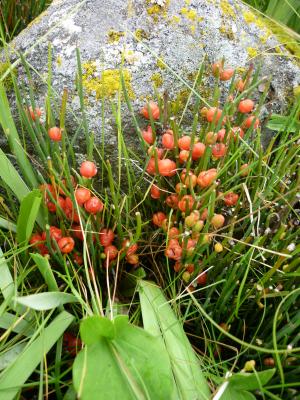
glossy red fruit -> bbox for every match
[122,239,138,256]
[192,142,206,160]
[165,243,182,261]
[152,211,167,227]
[99,228,115,246]
[148,146,164,159]
[197,169,218,188]
[40,183,57,201]
[142,126,154,144]
[84,197,104,214]
[140,101,160,120]
[75,188,91,206]
[41,226,63,242]
[236,79,245,92]
[104,245,118,261]
[224,192,239,206]
[212,143,227,159]
[217,128,226,142]
[238,99,254,114]
[179,150,190,163]
[158,159,176,177]
[64,196,73,211]
[126,253,139,265]
[162,133,175,149]
[48,127,62,142]
[165,194,179,209]
[146,158,157,175]
[168,227,180,239]
[178,135,191,150]
[80,161,97,178]
[73,253,83,265]
[150,184,161,199]
[243,116,260,129]
[197,272,207,285]
[206,107,222,123]
[230,126,244,141]
[220,68,234,81]
[178,195,195,212]
[28,106,42,121]
[212,61,223,76]
[72,224,84,241]
[65,208,80,223]
[30,233,44,249]
[58,237,75,253]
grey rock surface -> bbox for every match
[2,0,300,164]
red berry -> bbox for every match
[230,126,244,141]
[142,126,154,144]
[146,157,157,175]
[126,253,139,265]
[84,197,104,214]
[165,194,179,209]
[72,224,84,241]
[236,79,245,92]
[104,245,118,261]
[58,237,75,253]
[238,99,254,114]
[179,150,190,163]
[217,128,226,142]
[211,214,225,229]
[192,142,206,160]
[99,228,115,246]
[220,68,234,81]
[206,107,222,123]
[178,195,195,212]
[197,272,207,285]
[30,233,44,249]
[224,192,239,206]
[140,101,160,120]
[80,161,97,178]
[75,188,91,206]
[122,239,138,256]
[48,127,62,142]
[162,133,175,149]
[152,212,167,227]
[73,253,83,265]
[178,135,191,150]
[212,143,227,159]
[150,184,161,199]
[63,332,82,356]
[243,116,260,129]
[148,146,164,159]
[197,169,218,188]
[158,159,177,177]
[212,61,223,77]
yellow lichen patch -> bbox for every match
[0,62,15,90]
[157,57,167,70]
[56,55,62,67]
[146,0,170,21]
[190,25,196,34]
[247,47,259,59]
[243,11,265,29]
[293,86,300,98]
[134,28,150,41]
[170,15,181,24]
[219,25,235,40]
[108,30,125,43]
[185,0,191,5]
[170,89,190,114]
[180,7,197,21]
[82,65,134,99]
[151,72,163,88]
[220,0,236,20]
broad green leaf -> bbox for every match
[0,343,27,371]
[228,369,276,391]
[0,312,34,336]
[219,385,256,400]
[31,253,58,292]
[139,280,210,400]
[0,149,29,203]
[0,311,74,400]
[80,316,116,344]
[16,190,42,245]
[0,82,38,189]
[14,292,78,310]
[266,114,299,132]
[73,316,175,400]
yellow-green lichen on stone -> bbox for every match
[219,25,235,40]
[220,0,236,20]
[108,30,125,43]
[82,63,134,99]
[134,28,150,41]
[151,72,163,88]
[247,47,259,59]
[146,0,170,22]
[157,57,167,70]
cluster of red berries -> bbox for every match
[139,60,256,287]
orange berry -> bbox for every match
[240,163,250,176]
[205,131,217,145]
[179,150,190,163]
[75,188,91,206]
[212,143,227,159]
[152,212,167,227]
[162,133,175,149]
[148,146,164,159]
[150,184,161,199]
[84,197,104,214]
[165,194,179,208]
[28,106,42,121]
[142,126,154,144]
[212,61,223,77]
[236,79,245,92]
[197,272,207,285]
[48,127,62,142]
[158,159,177,177]
[238,99,254,114]
[80,161,97,178]
[58,237,75,254]
[140,101,160,120]
[126,253,139,265]
[192,142,206,160]
[197,169,218,188]
[104,245,118,261]
[178,135,191,150]
[243,116,260,129]
[165,244,182,261]
[146,157,157,175]
[224,192,239,206]
[217,128,226,142]
[178,195,195,212]
[230,126,244,141]
[168,227,180,239]
[211,214,225,229]
[99,228,115,247]
[206,107,222,123]
[220,68,234,81]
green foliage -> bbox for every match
[16,189,42,244]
